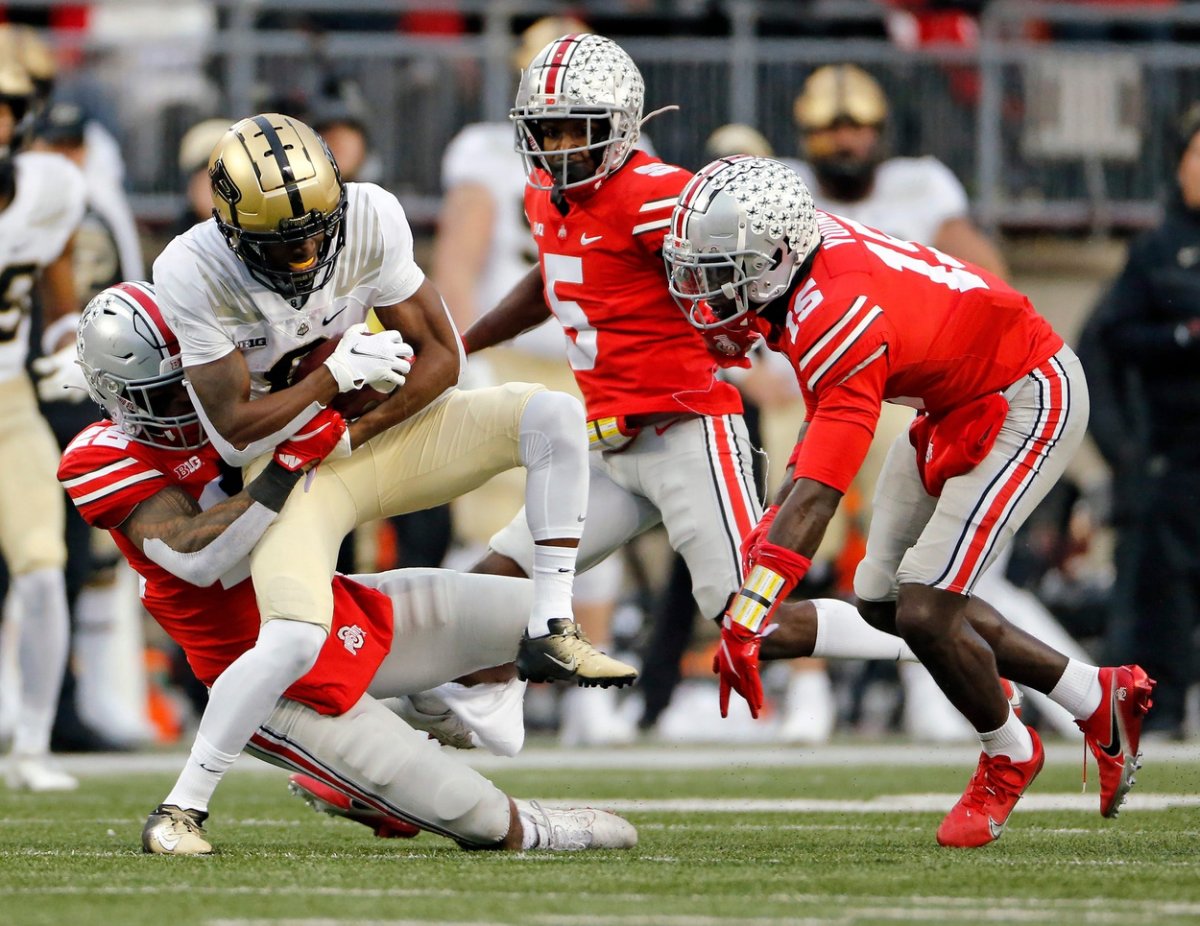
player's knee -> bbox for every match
[853,558,897,606]
[257,619,326,678]
[893,599,946,650]
[520,390,585,464]
[856,598,897,634]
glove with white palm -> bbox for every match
[324,323,414,394]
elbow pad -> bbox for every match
[142,501,277,587]
[186,381,325,467]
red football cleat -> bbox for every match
[1076,664,1156,818]
[937,727,1044,848]
[287,773,420,838]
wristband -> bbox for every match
[245,460,304,512]
[727,541,812,634]
[41,312,81,355]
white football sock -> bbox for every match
[518,391,587,636]
[808,598,917,662]
[1048,658,1102,720]
[980,706,1034,762]
[11,569,70,756]
[162,619,325,812]
[528,544,578,636]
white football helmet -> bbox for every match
[511,33,644,191]
[77,282,206,450]
[663,156,821,330]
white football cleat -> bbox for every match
[387,693,476,750]
[432,677,528,757]
[515,799,638,851]
[6,754,78,792]
[142,804,212,855]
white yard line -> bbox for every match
[48,741,1200,777]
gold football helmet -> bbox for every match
[209,113,347,303]
[793,64,888,133]
[0,25,54,115]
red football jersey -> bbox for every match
[526,150,743,419]
[58,423,392,715]
[773,212,1064,494]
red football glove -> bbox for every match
[713,615,765,719]
[273,409,349,473]
[739,504,780,572]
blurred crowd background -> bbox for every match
[2,0,1199,757]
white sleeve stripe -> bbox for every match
[72,469,163,505]
[60,457,144,489]
[639,197,677,212]
[799,296,868,370]
[632,217,672,235]
[807,306,883,392]
[834,343,888,387]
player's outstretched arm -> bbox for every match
[121,461,303,587]
[347,279,462,447]
[460,267,552,355]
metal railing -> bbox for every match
[15,0,1200,233]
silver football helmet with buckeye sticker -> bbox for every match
[511,33,645,191]
[77,281,207,450]
[663,156,821,331]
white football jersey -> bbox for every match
[153,182,427,397]
[0,151,86,383]
[785,155,968,246]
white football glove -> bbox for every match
[31,346,89,403]
[323,323,414,394]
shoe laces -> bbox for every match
[156,804,208,834]
[962,755,1023,812]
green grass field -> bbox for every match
[2,743,1199,926]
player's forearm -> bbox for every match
[136,463,303,586]
[767,477,842,561]
[461,267,551,353]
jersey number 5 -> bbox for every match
[542,253,597,371]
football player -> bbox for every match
[151,114,637,791]
[60,282,638,855]
[0,59,88,791]
[460,34,923,721]
[663,156,1156,847]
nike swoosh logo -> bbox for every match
[156,830,183,851]
[323,307,347,325]
[577,514,586,522]
[1101,691,1123,758]
[580,233,603,246]
[545,653,577,671]
[987,817,1004,839]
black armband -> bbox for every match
[245,460,304,513]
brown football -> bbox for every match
[290,335,390,420]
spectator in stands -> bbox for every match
[167,118,230,241]
[1079,102,1200,741]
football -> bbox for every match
[290,335,391,420]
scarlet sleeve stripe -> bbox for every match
[70,469,163,505]
[632,217,672,235]
[639,197,677,212]
[61,457,141,489]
